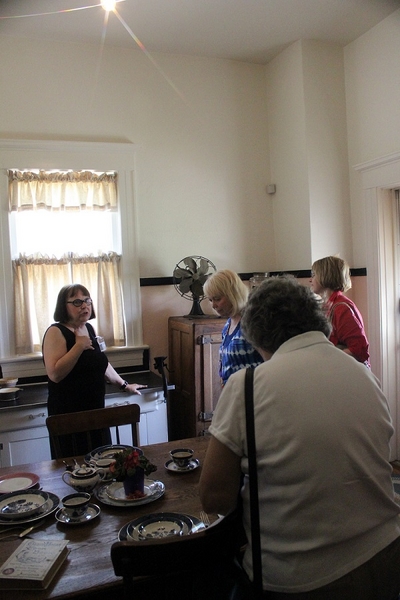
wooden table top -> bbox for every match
[0,436,211,600]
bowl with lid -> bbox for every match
[0,387,20,401]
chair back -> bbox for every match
[46,403,140,459]
[111,509,242,599]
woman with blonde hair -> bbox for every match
[310,256,370,367]
[204,269,262,385]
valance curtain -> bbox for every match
[9,170,125,354]
[8,170,118,211]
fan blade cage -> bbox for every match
[172,256,217,303]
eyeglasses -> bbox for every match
[66,298,93,308]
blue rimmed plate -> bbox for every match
[0,491,59,525]
[118,512,203,541]
[84,444,133,465]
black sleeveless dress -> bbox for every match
[44,322,111,458]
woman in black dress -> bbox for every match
[43,283,145,458]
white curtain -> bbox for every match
[8,170,117,211]
[9,170,125,354]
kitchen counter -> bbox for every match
[0,371,171,412]
[0,371,173,467]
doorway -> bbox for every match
[356,153,400,459]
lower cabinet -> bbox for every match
[0,407,51,468]
[105,390,168,446]
[168,316,224,440]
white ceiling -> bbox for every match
[1,0,399,65]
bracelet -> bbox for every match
[119,380,129,391]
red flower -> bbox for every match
[109,447,157,481]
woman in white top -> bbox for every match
[200,276,400,599]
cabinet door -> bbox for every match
[195,332,222,435]
[168,317,224,440]
[168,324,196,440]
[0,427,51,468]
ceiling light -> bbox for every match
[101,0,116,12]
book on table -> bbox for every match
[0,538,69,589]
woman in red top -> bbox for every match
[311,256,370,367]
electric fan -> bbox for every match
[173,256,217,316]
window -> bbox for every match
[0,140,142,358]
[9,169,125,353]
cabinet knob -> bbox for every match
[28,412,46,420]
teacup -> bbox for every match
[62,492,91,520]
[170,448,194,469]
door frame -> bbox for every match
[355,152,400,459]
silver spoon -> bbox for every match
[0,519,45,541]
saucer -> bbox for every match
[55,504,100,525]
[164,459,200,473]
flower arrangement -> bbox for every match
[109,447,157,482]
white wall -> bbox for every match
[266,39,352,271]
[0,36,274,277]
[344,9,400,266]
[302,40,352,264]
[266,41,311,271]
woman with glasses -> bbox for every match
[43,284,146,458]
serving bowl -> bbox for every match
[0,387,20,401]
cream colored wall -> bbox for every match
[140,286,215,368]
[4,13,394,365]
[265,41,311,271]
[302,40,352,264]
[266,40,352,270]
[344,9,400,266]
[0,36,274,277]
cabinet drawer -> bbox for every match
[0,407,48,433]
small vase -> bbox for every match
[123,468,145,497]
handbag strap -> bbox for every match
[244,367,263,595]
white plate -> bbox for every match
[0,491,59,525]
[55,503,100,525]
[118,513,203,541]
[95,479,165,508]
[0,472,39,494]
[84,444,133,464]
[164,459,200,473]
[0,490,48,520]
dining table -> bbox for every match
[0,436,213,600]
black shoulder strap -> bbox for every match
[244,367,263,594]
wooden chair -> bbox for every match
[46,403,140,459]
[111,509,242,600]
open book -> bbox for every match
[0,538,69,589]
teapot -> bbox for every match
[62,464,108,493]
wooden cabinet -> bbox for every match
[167,316,224,440]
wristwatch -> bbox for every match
[119,380,129,391]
